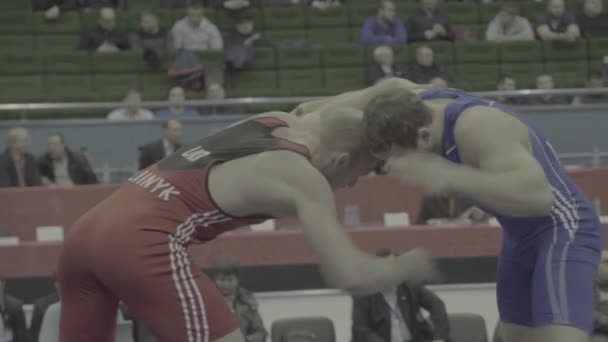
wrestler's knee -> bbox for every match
[532,324,589,342]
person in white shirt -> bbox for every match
[38,302,61,342]
[107,89,155,121]
[171,2,223,51]
[486,2,535,42]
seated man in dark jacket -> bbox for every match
[0,127,41,188]
[352,248,449,342]
[39,133,98,187]
[404,45,453,85]
[29,278,60,342]
[138,120,182,170]
[0,280,30,342]
[78,7,130,53]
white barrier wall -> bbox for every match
[256,283,499,342]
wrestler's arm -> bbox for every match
[291,78,430,116]
[388,107,552,217]
[242,151,434,294]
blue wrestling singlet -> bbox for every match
[419,88,603,331]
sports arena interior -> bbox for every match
[0,0,608,341]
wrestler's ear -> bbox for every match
[333,152,350,167]
[416,127,433,151]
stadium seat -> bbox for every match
[81,10,128,32]
[0,76,46,103]
[322,46,365,68]
[127,10,174,31]
[216,8,261,31]
[454,42,500,63]
[307,28,351,47]
[398,2,420,18]
[408,42,454,65]
[455,64,500,91]
[324,67,365,92]
[521,2,547,21]
[448,313,488,342]
[279,68,323,89]
[45,75,97,102]
[500,41,543,63]
[308,7,349,27]
[127,0,162,11]
[140,74,174,100]
[271,317,336,342]
[264,29,308,46]
[0,35,36,51]
[443,2,479,25]
[479,2,502,23]
[0,12,33,34]
[0,50,43,75]
[43,51,92,74]
[349,3,378,27]
[33,12,81,34]
[247,47,276,70]
[278,48,321,69]
[195,50,226,70]
[501,62,543,89]
[264,7,307,29]
[94,74,141,101]
[0,0,31,12]
[37,35,79,52]
[545,61,589,87]
[393,46,410,65]
[92,51,141,73]
[588,38,608,60]
[229,70,278,90]
[543,40,587,61]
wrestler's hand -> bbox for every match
[396,248,441,284]
[385,151,453,194]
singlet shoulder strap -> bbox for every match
[251,116,312,160]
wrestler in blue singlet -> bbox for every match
[418,88,602,331]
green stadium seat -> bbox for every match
[0,12,33,34]
[127,10,174,31]
[92,51,141,73]
[521,2,546,21]
[501,62,543,89]
[45,75,96,102]
[0,35,36,51]
[500,41,543,63]
[264,29,308,45]
[479,2,503,23]
[544,61,589,87]
[127,0,162,11]
[308,7,349,27]
[279,69,323,89]
[81,11,128,32]
[350,26,362,44]
[455,64,500,91]
[443,2,479,25]
[250,47,277,69]
[278,48,321,68]
[398,2,420,18]
[0,76,46,103]
[264,7,307,29]
[43,51,91,74]
[195,50,225,70]
[324,67,365,92]
[216,8,261,31]
[323,46,365,68]
[408,42,454,65]
[393,46,410,65]
[543,40,587,61]
[455,42,500,63]
[307,28,351,47]
[349,3,377,27]
[229,70,278,90]
[0,0,31,12]
[33,12,81,34]
[140,74,174,100]
[0,51,43,75]
[588,38,608,60]
[37,35,79,52]
[94,74,141,101]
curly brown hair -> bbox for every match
[362,91,431,156]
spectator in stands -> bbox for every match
[30,280,59,342]
[404,45,454,85]
[200,82,245,115]
[360,0,407,47]
[225,13,272,70]
[418,193,488,225]
[536,0,581,42]
[78,7,130,53]
[367,45,404,85]
[310,0,341,11]
[572,72,608,104]
[0,128,41,188]
[131,11,171,71]
[0,279,30,342]
[430,76,448,88]
[578,0,608,37]
[37,0,117,20]
[486,2,535,42]
[213,257,267,342]
[171,2,223,51]
[156,87,200,119]
[527,74,571,105]
[496,74,522,105]
[592,250,608,342]
[107,89,154,121]
[138,120,183,170]
[38,133,98,187]
[37,301,60,342]
[206,0,255,13]
[352,248,449,342]
[407,0,454,43]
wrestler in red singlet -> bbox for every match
[58,117,310,342]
